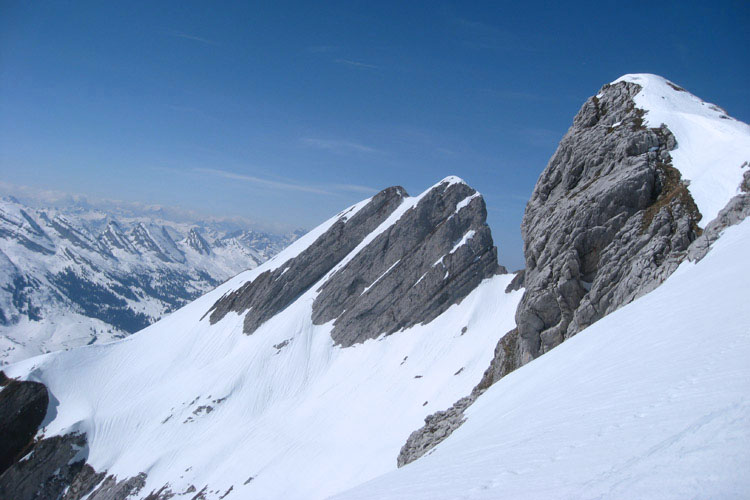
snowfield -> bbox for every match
[614,73,750,224]
[4,184,523,499]
[333,218,750,500]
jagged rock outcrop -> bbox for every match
[208,186,407,333]
[0,375,149,500]
[688,169,750,262]
[187,228,212,255]
[398,78,706,467]
[209,179,503,346]
[513,79,701,363]
[0,373,49,475]
[397,394,475,467]
[313,180,501,346]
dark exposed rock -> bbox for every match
[187,228,212,255]
[397,79,704,467]
[61,464,107,500]
[81,472,147,500]
[0,432,88,500]
[688,170,750,262]
[207,186,406,333]
[313,180,502,346]
[0,376,49,475]
[0,429,148,500]
[504,269,525,293]
[0,376,147,500]
[209,180,503,347]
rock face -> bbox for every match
[688,169,750,262]
[208,186,408,334]
[313,180,501,347]
[0,374,49,475]
[0,432,90,500]
[513,79,701,365]
[398,78,705,466]
[0,376,149,500]
[210,179,503,347]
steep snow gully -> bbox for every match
[1,74,749,500]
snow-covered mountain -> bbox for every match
[334,215,750,500]
[1,74,748,500]
[0,198,301,364]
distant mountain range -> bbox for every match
[0,197,302,364]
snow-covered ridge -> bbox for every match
[2,177,518,499]
[613,73,750,223]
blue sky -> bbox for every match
[1,1,748,269]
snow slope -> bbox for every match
[333,218,750,500]
[614,73,750,223]
[3,183,522,499]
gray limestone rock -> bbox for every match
[515,80,701,362]
[209,180,503,347]
[313,180,502,346]
[397,79,704,467]
[397,395,474,467]
[207,186,406,333]
[504,270,525,293]
[688,170,750,262]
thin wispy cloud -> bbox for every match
[194,168,379,196]
[166,30,219,46]
[332,184,379,195]
[195,168,331,194]
[304,45,378,70]
[334,58,378,70]
[301,138,381,155]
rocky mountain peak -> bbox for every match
[187,228,212,255]
[313,178,501,346]
[398,73,749,467]
[100,219,134,252]
[208,178,503,346]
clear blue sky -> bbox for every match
[1,1,748,269]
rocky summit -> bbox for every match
[209,177,502,347]
[397,74,750,467]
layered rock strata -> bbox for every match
[210,179,503,347]
[399,78,707,466]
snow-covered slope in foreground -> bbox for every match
[2,179,520,499]
[614,73,750,223]
[335,218,750,500]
